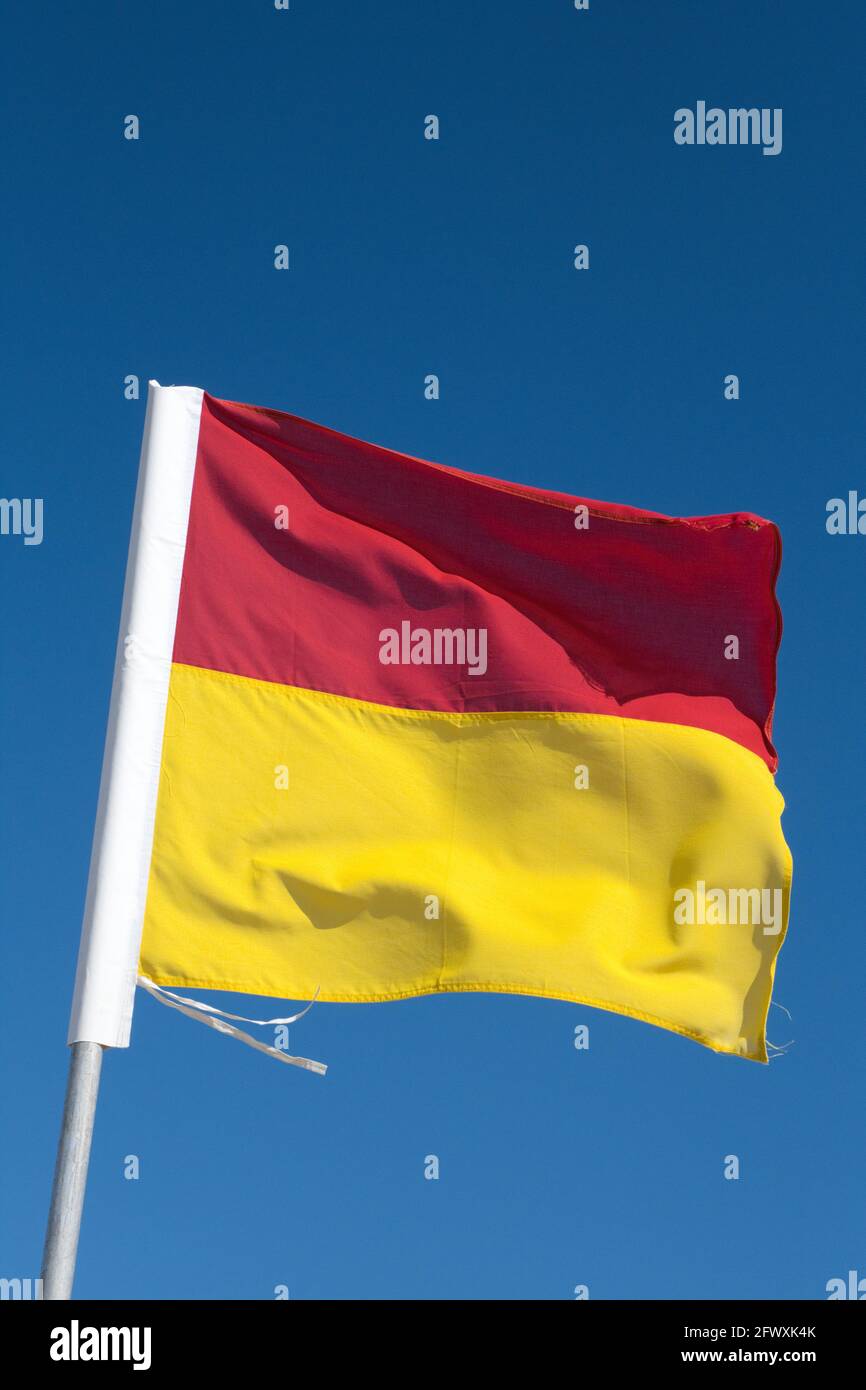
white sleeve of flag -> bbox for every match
[67,382,203,1048]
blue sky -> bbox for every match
[2,1,864,1300]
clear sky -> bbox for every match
[2,1,864,1300]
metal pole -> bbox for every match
[41,1041,104,1300]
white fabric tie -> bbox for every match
[137,975,327,1075]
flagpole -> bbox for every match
[41,381,204,1301]
[41,1042,104,1299]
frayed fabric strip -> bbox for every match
[137,975,327,1075]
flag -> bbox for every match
[70,384,791,1063]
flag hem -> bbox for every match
[136,971,778,1063]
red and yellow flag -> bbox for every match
[130,390,790,1061]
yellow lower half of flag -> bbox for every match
[139,662,791,1060]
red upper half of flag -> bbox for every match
[172,393,783,769]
